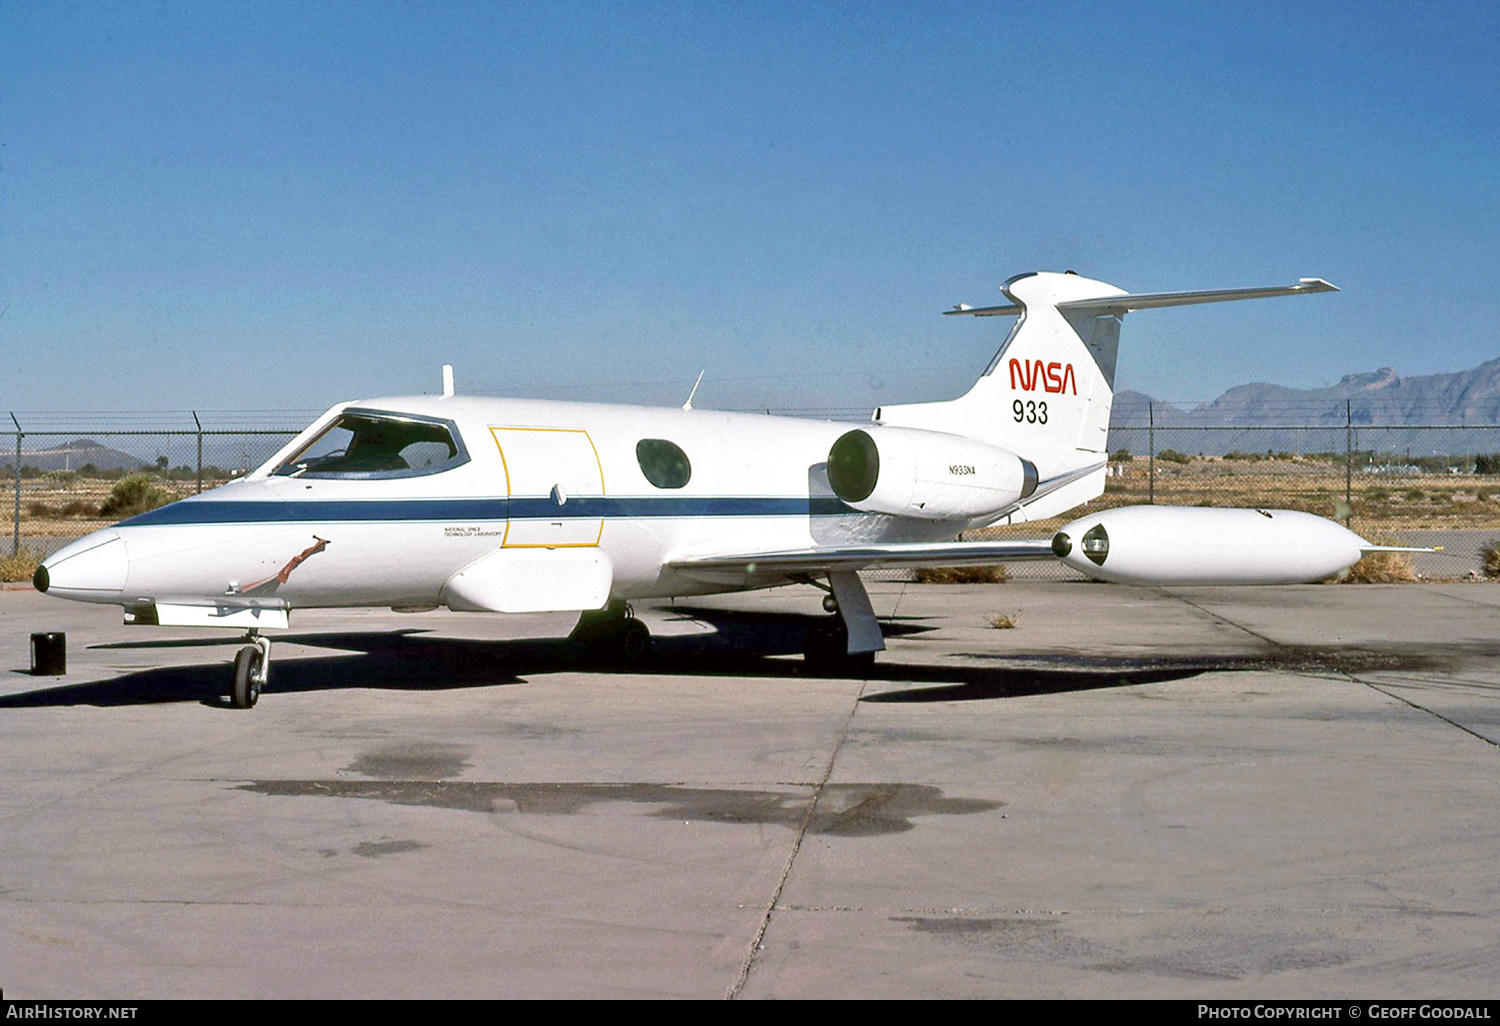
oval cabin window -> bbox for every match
[636,439,691,489]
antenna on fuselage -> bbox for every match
[441,364,455,398]
[682,369,705,410]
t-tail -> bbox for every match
[867,270,1337,523]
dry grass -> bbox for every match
[985,612,1020,629]
[913,564,1007,584]
[1482,540,1500,579]
[0,545,43,583]
[1335,534,1418,583]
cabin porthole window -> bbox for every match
[636,439,691,489]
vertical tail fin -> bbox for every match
[876,271,1130,460]
[877,270,1337,456]
[872,270,1337,518]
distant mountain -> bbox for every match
[7,438,149,473]
[1110,390,1189,427]
[1112,358,1500,428]
[1109,358,1500,456]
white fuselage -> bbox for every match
[41,395,968,615]
[39,270,1350,626]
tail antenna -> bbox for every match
[683,369,705,410]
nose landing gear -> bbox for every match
[230,633,271,709]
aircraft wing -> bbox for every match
[669,539,1058,580]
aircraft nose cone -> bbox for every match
[37,532,128,600]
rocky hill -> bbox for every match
[5,438,149,473]
[1110,359,1500,456]
[1113,358,1500,429]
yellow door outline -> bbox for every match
[488,426,606,548]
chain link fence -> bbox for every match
[7,405,1500,580]
[4,411,313,564]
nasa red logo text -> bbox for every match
[1008,358,1076,394]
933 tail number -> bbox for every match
[1013,399,1047,424]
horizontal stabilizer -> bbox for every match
[945,302,1022,317]
[1058,278,1337,313]
[945,277,1337,317]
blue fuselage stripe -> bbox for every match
[118,496,857,527]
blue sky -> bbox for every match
[2,1,1496,416]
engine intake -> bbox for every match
[827,427,1036,521]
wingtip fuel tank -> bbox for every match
[1051,506,1369,585]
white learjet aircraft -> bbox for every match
[35,270,1397,708]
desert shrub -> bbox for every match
[0,545,42,583]
[914,565,1007,584]
[1111,448,1132,462]
[31,499,100,518]
[1157,449,1191,464]
[1482,540,1500,579]
[1336,534,1417,584]
[98,473,174,518]
[985,612,1019,629]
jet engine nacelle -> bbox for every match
[827,427,1038,521]
[1050,505,1368,585]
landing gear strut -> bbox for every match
[230,632,271,709]
[803,618,876,676]
[802,571,883,677]
[570,600,651,665]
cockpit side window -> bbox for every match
[274,410,469,479]
[636,439,691,489]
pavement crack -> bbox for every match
[1166,591,1284,648]
[725,678,867,1000]
[1344,672,1500,748]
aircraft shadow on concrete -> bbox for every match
[1,608,1465,709]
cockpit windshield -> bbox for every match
[273,409,469,479]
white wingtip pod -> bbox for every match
[1050,506,1368,585]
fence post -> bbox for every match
[193,411,203,494]
[1350,399,1362,525]
[1148,402,1155,505]
[10,413,21,557]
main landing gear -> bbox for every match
[803,617,876,676]
[802,571,884,677]
[230,632,271,709]
[569,600,651,665]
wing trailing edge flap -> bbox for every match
[669,538,1058,581]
